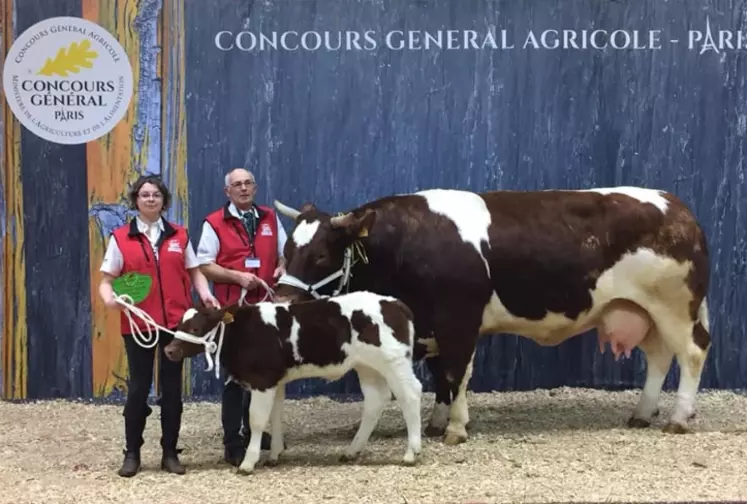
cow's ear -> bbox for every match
[300,202,317,213]
[356,209,376,238]
[331,209,375,239]
[222,311,234,324]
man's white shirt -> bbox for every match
[100,216,200,276]
[196,203,287,266]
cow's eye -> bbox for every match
[315,254,327,265]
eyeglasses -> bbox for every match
[138,192,163,199]
[230,180,256,188]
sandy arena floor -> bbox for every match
[0,387,745,504]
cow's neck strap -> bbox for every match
[276,241,368,299]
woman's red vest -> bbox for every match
[111,218,193,334]
[203,203,278,306]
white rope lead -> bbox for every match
[115,294,162,349]
[111,276,276,379]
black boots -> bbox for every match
[118,451,141,478]
[117,449,185,477]
[161,450,186,475]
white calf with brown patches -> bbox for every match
[166,291,423,474]
[274,185,712,444]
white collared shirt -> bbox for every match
[100,216,199,276]
[196,202,287,265]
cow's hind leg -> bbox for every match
[628,328,673,428]
[341,366,391,462]
[651,298,711,434]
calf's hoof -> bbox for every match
[265,457,281,467]
[402,452,418,466]
[339,452,360,463]
[627,416,652,429]
[424,424,446,438]
[662,422,691,435]
[236,465,255,475]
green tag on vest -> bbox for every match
[112,272,153,304]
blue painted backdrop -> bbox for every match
[181,0,747,398]
[3,0,746,400]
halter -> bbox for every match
[275,241,369,299]
[113,277,275,379]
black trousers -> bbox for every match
[221,371,251,449]
[122,330,183,454]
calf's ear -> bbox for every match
[222,311,235,324]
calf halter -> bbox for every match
[112,278,275,379]
[275,241,368,299]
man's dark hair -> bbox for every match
[127,174,172,211]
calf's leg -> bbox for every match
[380,359,423,465]
[341,365,391,462]
[237,387,276,475]
[267,387,286,465]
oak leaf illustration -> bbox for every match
[112,272,153,304]
[37,39,98,77]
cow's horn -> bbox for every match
[274,200,301,220]
[330,212,352,227]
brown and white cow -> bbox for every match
[272,186,711,445]
[163,291,423,474]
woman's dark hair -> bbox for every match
[127,174,172,211]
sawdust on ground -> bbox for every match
[0,387,745,504]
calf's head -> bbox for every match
[164,305,236,362]
[273,200,375,303]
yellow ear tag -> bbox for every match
[358,227,368,238]
[222,312,234,324]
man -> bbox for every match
[196,167,287,466]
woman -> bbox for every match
[98,174,219,477]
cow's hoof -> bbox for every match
[265,457,281,467]
[424,424,446,438]
[627,416,651,429]
[236,466,255,475]
[443,431,467,446]
[662,422,691,434]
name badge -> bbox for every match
[245,257,261,269]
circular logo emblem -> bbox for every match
[2,16,134,145]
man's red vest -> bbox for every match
[204,203,279,306]
[111,218,193,334]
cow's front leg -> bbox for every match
[237,387,276,475]
[444,350,475,445]
[424,355,451,437]
[266,386,286,466]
